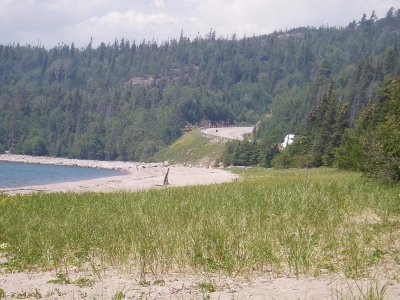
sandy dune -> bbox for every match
[0,154,237,195]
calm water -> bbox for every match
[0,161,124,188]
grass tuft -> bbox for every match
[47,273,71,285]
[74,277,95,287]
[112,291,125,300]
[337,280,390,300]
[199,281,217,293]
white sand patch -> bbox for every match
[0,268,399,299]
[0,154,237,195]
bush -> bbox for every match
[292,154,312,168]
[271,150,292,169]
[359,78,400,181]
[333,129,364,171]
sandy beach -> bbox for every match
[0,154,238,195]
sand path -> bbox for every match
[0,154,237,195]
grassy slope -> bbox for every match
[0,168,399,279]
[153,129,226,166]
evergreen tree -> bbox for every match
[365,77,400,180]
[0,9,399,162]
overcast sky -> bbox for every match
[0,0,398,48]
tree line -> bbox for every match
[0,8,399,168]
[222,76,400,182]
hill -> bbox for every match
[0,9,399,161]
[153,129,226,167]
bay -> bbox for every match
[0,161,124,188]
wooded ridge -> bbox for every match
[0,9,399,166]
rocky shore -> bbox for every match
[0,154,165,171]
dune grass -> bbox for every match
[153,129,225,166]
[0,168,399,279]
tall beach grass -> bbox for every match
[0,168,399,279]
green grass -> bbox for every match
[153,129,226,166]
[112,291,125,300]
[0,168,399,279]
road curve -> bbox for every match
[201,127,254,140]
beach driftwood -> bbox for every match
[163,168,170,185]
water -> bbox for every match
[0,161,124,188]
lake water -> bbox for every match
[0,161,124,188]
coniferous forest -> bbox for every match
[0,9,399,179]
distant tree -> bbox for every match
[259,144,279,168]
[308,86,348,166]
[271,150,292,169]
[333,128,364,171]
[22,136,48,156]
[366,77,400,181]
[219,140,237,167]
[335,77,400,181]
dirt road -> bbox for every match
[201,126,254,140]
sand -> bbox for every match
[0,267,399,299]
[0,154,238,195]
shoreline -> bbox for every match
[0,153,165,170]
[0,154,238,195]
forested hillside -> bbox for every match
[0,9,399,161]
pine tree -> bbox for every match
[373,77,400,180]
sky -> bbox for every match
[0,0,398,48]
